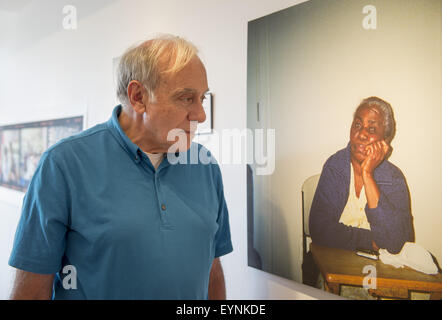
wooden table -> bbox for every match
[310,243,442,299]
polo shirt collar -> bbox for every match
[106,105,182,168]
[107,105,143,163]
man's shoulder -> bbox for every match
[45,122,111,160]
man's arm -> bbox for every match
[208,258,226,300]
[9,269,54,300]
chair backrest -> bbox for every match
[302,174,320,237]
[246,164,263,269]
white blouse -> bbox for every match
[339,163,371,230]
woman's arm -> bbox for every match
[361,140,389,209]
[309,159,373,251]
[364,177,413,254]
[362,141,413,254]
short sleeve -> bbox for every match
[8,150,70,274]
[213,165,233,258]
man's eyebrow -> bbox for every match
[172,88,210,97]
[174,88,196,95]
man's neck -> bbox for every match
[118,106,164,154]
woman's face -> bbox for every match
[350,105,386,164]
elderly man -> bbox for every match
[8,35,233,300]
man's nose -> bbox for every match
[189,100,206,123]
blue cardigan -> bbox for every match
[309,143,414,254]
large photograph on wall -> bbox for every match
[247,0,442,299]
[0,116,83,192]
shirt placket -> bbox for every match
[153,169,173,229]
[136,150,172,229]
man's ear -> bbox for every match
[127,80,148,114]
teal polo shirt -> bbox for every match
[8,105,233,300]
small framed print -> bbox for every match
[196,92,213,135]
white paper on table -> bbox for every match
[379,242,439,275]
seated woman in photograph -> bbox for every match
[309,97,414,254]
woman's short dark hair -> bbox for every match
[355,96,396,143]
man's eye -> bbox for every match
[180,96,193,103]
[369,127,376,133]
[354,123,361,129]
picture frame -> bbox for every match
[0,116,83,192]
[196,92,213,135]
[246,0,442,300]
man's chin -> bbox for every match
[166,137,194,153]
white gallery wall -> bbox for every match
[0,0,393,300]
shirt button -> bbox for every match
[161,204,166,211]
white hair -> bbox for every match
[116,34,199,107]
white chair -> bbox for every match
[301,174,320,285]
[247,164,262,269]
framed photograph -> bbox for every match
[0,116,83,192]
[247,0,441,300]
[196,92,213,135]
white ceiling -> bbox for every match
[0,0,34,13]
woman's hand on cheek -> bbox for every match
[362,140,389,176]
[381,140,390,156]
